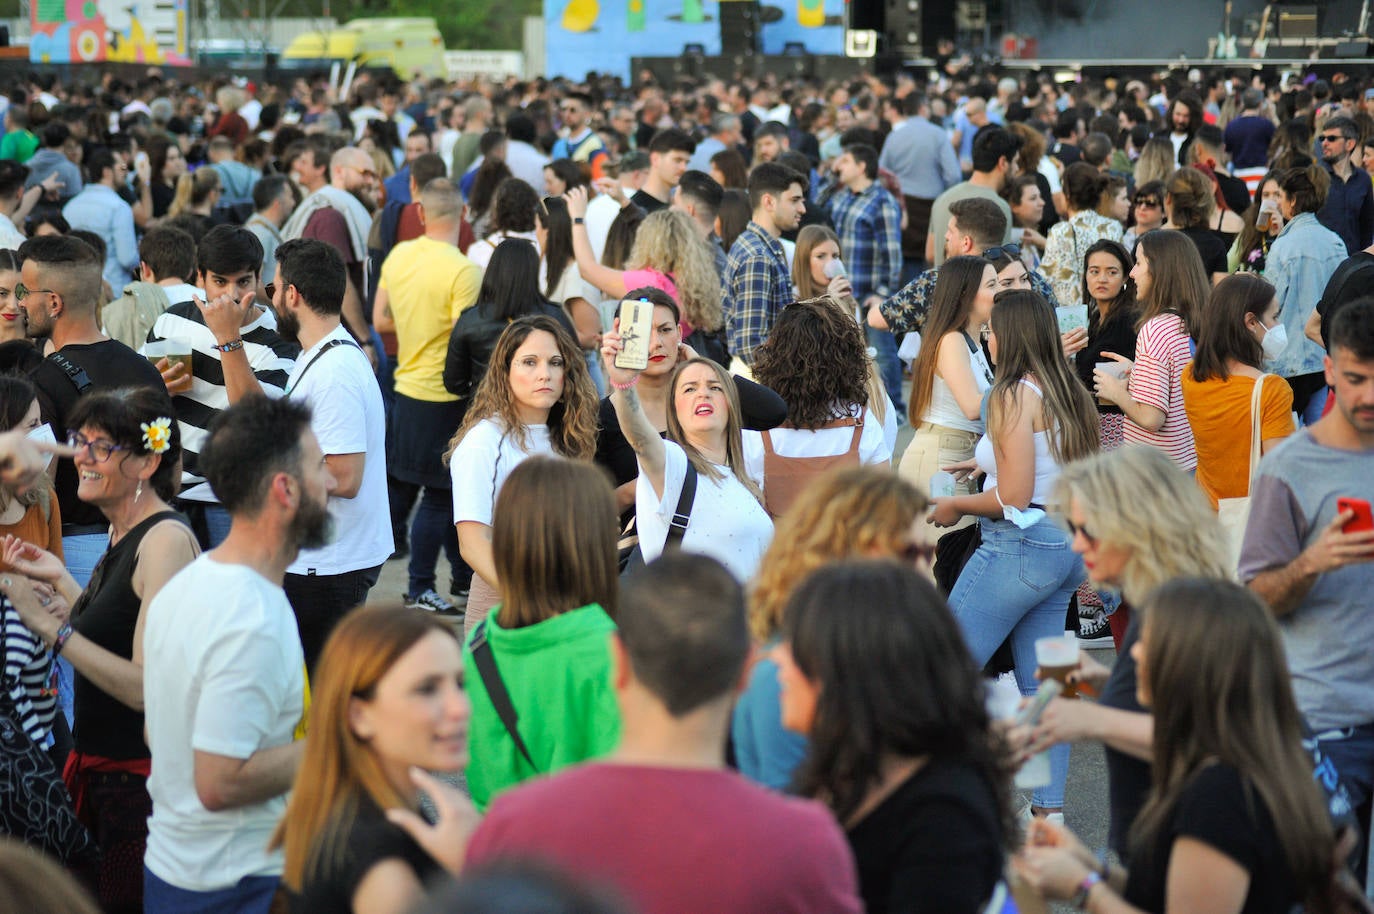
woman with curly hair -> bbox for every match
[750,297,894,518]
[445,315,599,634]
[734,467,930,790]
[465,178,542,273]
[778,559,1013,914]
[565,187,724,345]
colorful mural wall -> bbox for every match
[545,0,845,79]
[31,0,191,65]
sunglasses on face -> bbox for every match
[1065,518,1098,545]
[1134,198,1161,208]
[1319,134,1352,144]
[900,541,937,565]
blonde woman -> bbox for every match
[1131,138,1176,190]
[734,466,931,789]
[565,186,724,343]
[1026,445,1230,857]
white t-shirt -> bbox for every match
[143,556,305,891]
[636,439,773,582]
[466,230,541,273]
[450,418,554,525]
[585,189,633,263]
[752,404,893,466]
[286,326,393,575]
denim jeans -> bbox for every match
[865,325,906,418]
[948,516,1084,809]
[1312,720,1374,882]
[408,484,467,597]
[59,532,109,728]
[144,867,278,914]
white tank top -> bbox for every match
[923,332,994,433]
[974,379,1062,505]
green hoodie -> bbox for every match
[464,603,620,810]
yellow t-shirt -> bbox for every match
[1182,370,1296,508]
[379,235,481,402]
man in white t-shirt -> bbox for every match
[142,396,333,912]
[268,238,393,671]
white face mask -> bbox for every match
[1260,321,1288,360]
[25,422,55,472]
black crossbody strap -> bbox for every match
[285,338,358,397]
[470,621,537,770]
[46,352,92,395]
[665,461,697,549]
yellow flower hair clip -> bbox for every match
[141,417,172,454]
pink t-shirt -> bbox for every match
[620,268,698,336]
[467,762,863,914]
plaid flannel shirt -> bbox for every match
[829,182,902,300]
[878,265,1061,335]
[725,221,792,365]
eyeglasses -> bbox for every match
[1133,198,1161,208]
[349,166,379,181]
[1064,518,1098,546]
[1319,134,1352,144]
[66,431,128,463]
[14,283,55,302]
[900,541,937,565]
[981,244,1022,260]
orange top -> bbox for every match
[1182,371,1296,508]
[0,489,63,570]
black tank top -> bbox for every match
[70,510,190,759]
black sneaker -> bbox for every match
[406,589,463,617]
[1077,608,1113,648]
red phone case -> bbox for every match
[1338,498,1374,533]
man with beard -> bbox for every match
[142,395,331,912]
[724,162,807,371]
[267,238,391,671]
[279,146,380,369]
[1316,115,1374,256]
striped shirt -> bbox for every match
[1123,313,1196,470]
[146,302,300,494]
[2,602,55,745]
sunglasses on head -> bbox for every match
[982,244,1022,260]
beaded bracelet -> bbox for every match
[610,376,640,391]
[51,622,73,657]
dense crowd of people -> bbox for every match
[0,55,1367,914]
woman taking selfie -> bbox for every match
[446,316,599,634]
[778,559,1012,914]
[899,257,996,516]
[0,387,198,914]
[593,288,785,519]
[1093,230,1206,472]
[273,606,472,914]
[602,331,773,582]
[928,289,1099,824]
[1020,578,1337,914]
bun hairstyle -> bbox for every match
[1062,161,1108,213]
